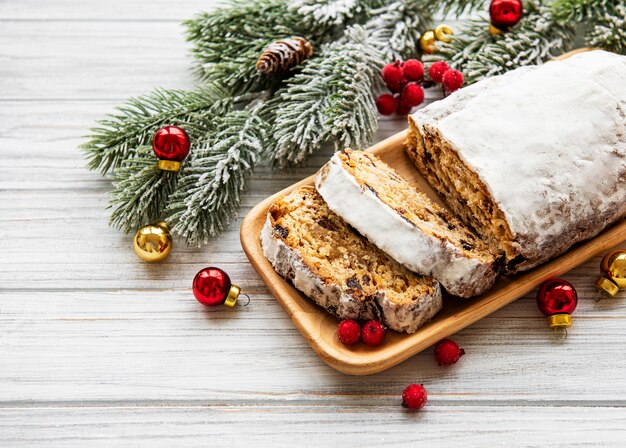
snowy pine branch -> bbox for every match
[287,0,387,28]
[108,146,179,233]
[263,25,385,168]
[82,84,236,174]
[168,108,268,246]
[433,2,575,84]
[552,0,626,54]
[430,0,488,16]
[185,0,374,94]
[364,0,433,61]
[587,4,626,54]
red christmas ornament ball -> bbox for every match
[489,0,523,31]
[382,62,405,92]
[536,279,578,316]
[428,61,450,83]
[361,320,386,346]
[376,94,399,116]
[337,319,361,345]
[401,84,425,108]
[402,384,428,410]
[153,126,191,162]
[402,59,424,82]
[434,339,465,366]
[442,69,464,92]
[193,267,232,306]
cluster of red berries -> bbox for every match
[337,319,387,346]
[376,59,465,116]
[428,61,464,93]
[376,59,425,115]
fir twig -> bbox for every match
[185,0,373,94]
[430,0,488,16]
[552,0,626,54]
[433,2,576,84]
[364,0,433,61]
[264,25,384,168]
[108,146,179,233]
[82,84,236,174]
[168,107,268,246]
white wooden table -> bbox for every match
[1,2,625,446]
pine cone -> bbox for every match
[256,37,313,75]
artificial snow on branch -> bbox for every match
[82,84,234,174]
[168,107,268,246]
[434,2,576,84]
[108,146,179,233]
[552,0,626,54]
[263,25,386,168]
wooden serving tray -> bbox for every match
[240,48,626,375]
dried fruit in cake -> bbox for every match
[316,149,497,298]
[261,186,442,333]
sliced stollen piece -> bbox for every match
[315,149,496,298]
[261,186,442,333]
[406,50,626,272]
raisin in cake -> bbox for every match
[315,149,496,298]
[406,50,626,272]
[261,186,442,333]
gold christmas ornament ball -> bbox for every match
[601,250,626,288]
[419,30,437,54]
[434,24,454,43]
[133,221,172,262]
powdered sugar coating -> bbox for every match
[411,51,626,268]
[315,153,496,297]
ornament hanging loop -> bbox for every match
[553,326,568,342]
[237,293,251,307]
[594,290,608,302]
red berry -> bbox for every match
[402,384,427,410]
[382,62,405,93]
[401,59,424,82]
[433,339,465,366]
[337,319,361,345]
[428,61,450,83]
[361,320,386,346]
[376,94,399,116]
[401,83,424,108]
[442,69,464,92]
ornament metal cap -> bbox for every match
[158,159,182,172]
[594,250,626,301]
[595,276,619,301]
[224,284,241,308]
[547,313,572,329]
[489,24,503,35]
[548,314,572,341]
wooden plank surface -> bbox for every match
[1,1,625,446]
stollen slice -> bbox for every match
[316,149,496,298]
[261,186,442,333]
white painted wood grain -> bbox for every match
[1,405,625,448]
[1,0,625,446]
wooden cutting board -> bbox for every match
[240,48,625,375]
